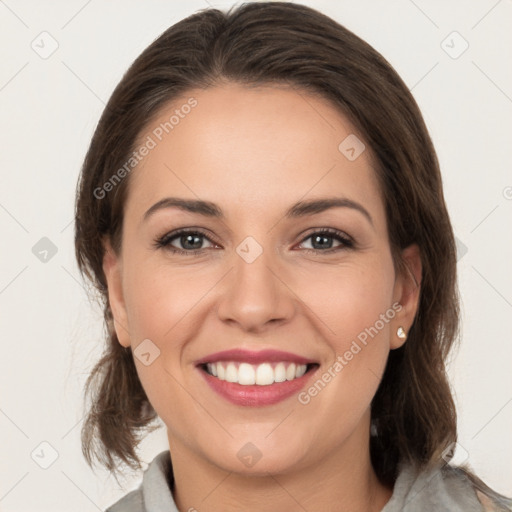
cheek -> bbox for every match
[298,257,395,401]
[121,257,216,406]
[121,259,201,425]
[123,256,210,341]
[302,256,395,346]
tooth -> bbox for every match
[238,363,256,385]
[286,363,296,381]
[295,364,307,378]
[274,362,287,382]
[225,362,238,382]
[255,363,274,385]
[206,360,311,385]
[216,362,225,380]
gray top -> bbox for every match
[105,450,509,511]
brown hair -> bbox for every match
[74,1,507,501]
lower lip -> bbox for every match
[198,366,317,406]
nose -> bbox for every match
[215,244,295,333]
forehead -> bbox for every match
[126,83,384,223]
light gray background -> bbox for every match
[1,0,511,510]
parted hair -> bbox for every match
[74,2,507,501]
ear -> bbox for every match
[102,236,131,348]
[391,243,422,350]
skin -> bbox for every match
[102,82,422,512]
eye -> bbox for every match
[153,229,217,256]
[297,228,354,253]
[153,227,354,257]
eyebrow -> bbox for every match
[143,196,373,226]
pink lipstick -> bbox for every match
[196,349,318,406]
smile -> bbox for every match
[203,361,308,385]
[196,349,319,406]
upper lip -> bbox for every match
[195,348,317,366]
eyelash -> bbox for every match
[153,228,354,256]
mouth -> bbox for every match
[200,361,317,385]
[195,349,319,406]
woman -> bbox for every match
[74,2,512,511]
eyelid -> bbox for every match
[153,227,219,250]
[298,227,353,244]
[295,228,354,252]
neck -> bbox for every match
[167,412,393,512]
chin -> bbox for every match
[205,439,310,477]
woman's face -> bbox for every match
[103,82,420,475]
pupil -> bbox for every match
[182,234,202,250]
[312,234,332,249]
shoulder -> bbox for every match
[105,488,144,512]
[449,465,512,512]
[384,461,512,511]
[476,490,502,511]
[433,464,511,512]
[103,450,175,512]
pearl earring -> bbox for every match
[397,326,407,339]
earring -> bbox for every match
[397,326,407,339]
